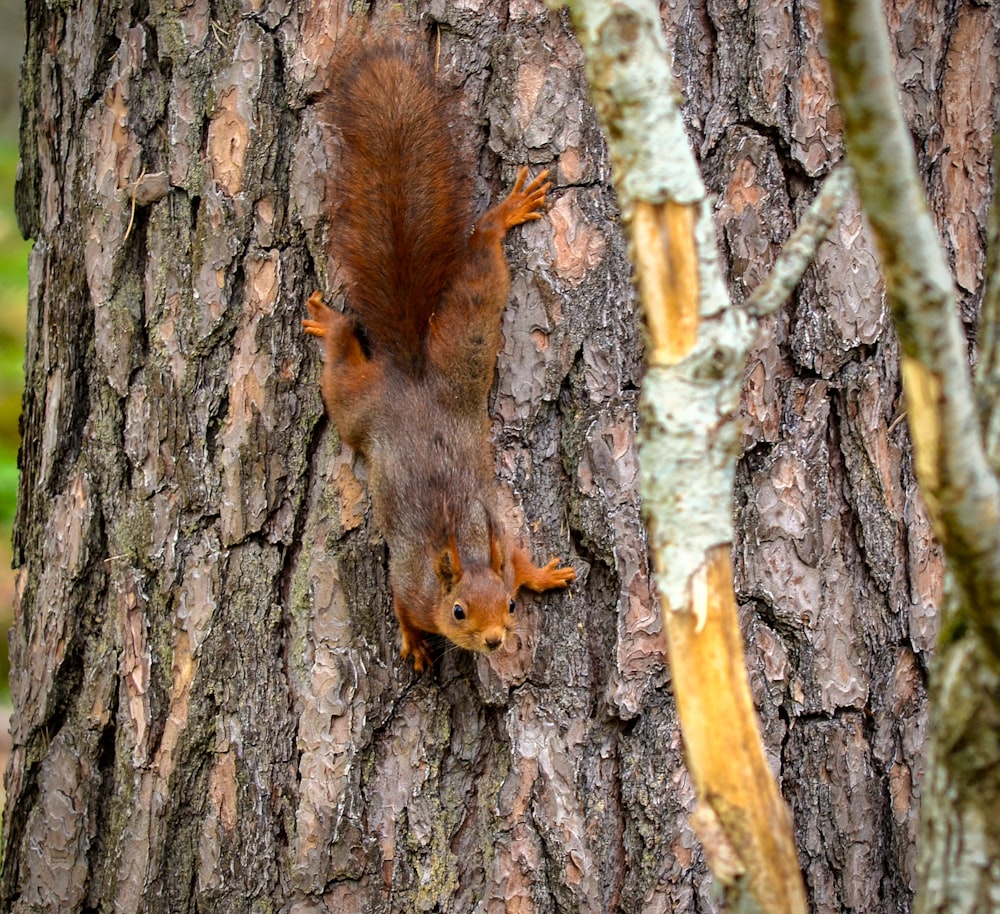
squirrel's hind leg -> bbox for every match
[304,291,382,451]
[426,169,551,410]
[303,290,333,337]
[488,167,551,232]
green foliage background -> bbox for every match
[0,144,26,520]
[0,140,28,702]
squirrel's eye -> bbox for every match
[508,599,516,614]
[452,603,466,621]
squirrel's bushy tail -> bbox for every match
[329,41,472,374]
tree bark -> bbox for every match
[3,1,994,913]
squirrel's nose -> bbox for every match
[485,636,503,651]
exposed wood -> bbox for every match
[666,545,805,912]
[633,200,700,364]
[562,1,807,910]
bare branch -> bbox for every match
[562,1,807,910]
[745,163,854,319]
[822,0,1000,657]
[975,121,1000,468]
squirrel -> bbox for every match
[303,39,575,672]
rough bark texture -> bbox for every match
[3,1,995,913]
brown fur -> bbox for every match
[304,41,574,671]
[327,40,471,375]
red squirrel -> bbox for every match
[303,40,575,671]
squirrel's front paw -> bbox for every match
[401,629,433,673]
[537,557,576,589]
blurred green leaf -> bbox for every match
[0,137,23,707]
[0,139,27,529]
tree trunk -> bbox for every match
[3,1,993,913]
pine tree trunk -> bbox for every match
[3,0,994,912]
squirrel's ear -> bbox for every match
[435,543,462,589]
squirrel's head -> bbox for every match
[432,536,516,655]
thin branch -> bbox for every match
[822,0,1000,658]
[561,1,807,910]
[745,162,854,318]
[975,116,1000,468]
